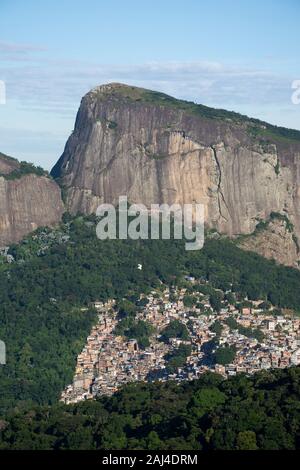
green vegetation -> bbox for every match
[247,123,300,144]
[5,225,70,263]
[164,344,192,373]
[253,218,269,233]
[183,294,197,307]
[237,212,295,247]
[188,385,226,418]
[2,214,300,414]
[0,162,49,180]
[148,153,168,160]
[159,320,190,343]
[114,319,154,349]
[224,292,236,305]
[116,299,137,318]
[209,291,223,313]
[1,367,300,449]
[257,301,271,310]
[113,298,155,348]
[209,320,223,337]
[213,346,236,365]
[0,161,49,180]
[107,120,118,129]
[186,237,300,308]
[270,211,294,232]
[256,126,300,144]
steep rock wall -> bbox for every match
[52,83,300,266]
[0,173,64,245]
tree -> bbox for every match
[209,293,222,313]
[164,344,192,372]
[188,387,226,418]
[146,431,163,450]
[213,346,236,365]
[209,320,223,337]
[183,295,195,307]
[225,292,236,305]
[160,320,189,343]
[117,299,137,318]
[114,319,154,349]
[236,431,258,450]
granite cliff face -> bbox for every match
[52,83,300,267]
[0,153,64,245]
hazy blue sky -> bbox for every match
[0,0,299,169]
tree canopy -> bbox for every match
[1,367,300,450]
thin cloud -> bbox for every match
[1,58,294,113]
[0,41,47,54]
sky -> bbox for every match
[0,0,300,170]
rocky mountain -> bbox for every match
[0,152,64,245]
[51,83,300,268]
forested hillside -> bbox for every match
[1,367,300,450]
[1,215,300,414]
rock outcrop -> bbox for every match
[238,215,300,269]
[51,83,300,267]
[0,153,64,245]
[0,152,19,175]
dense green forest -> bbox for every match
[1,367,300,450]
[1,215,300,415]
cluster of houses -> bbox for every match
[216,314,300,374]
[61,280,300,404]
[61,299,172,404]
